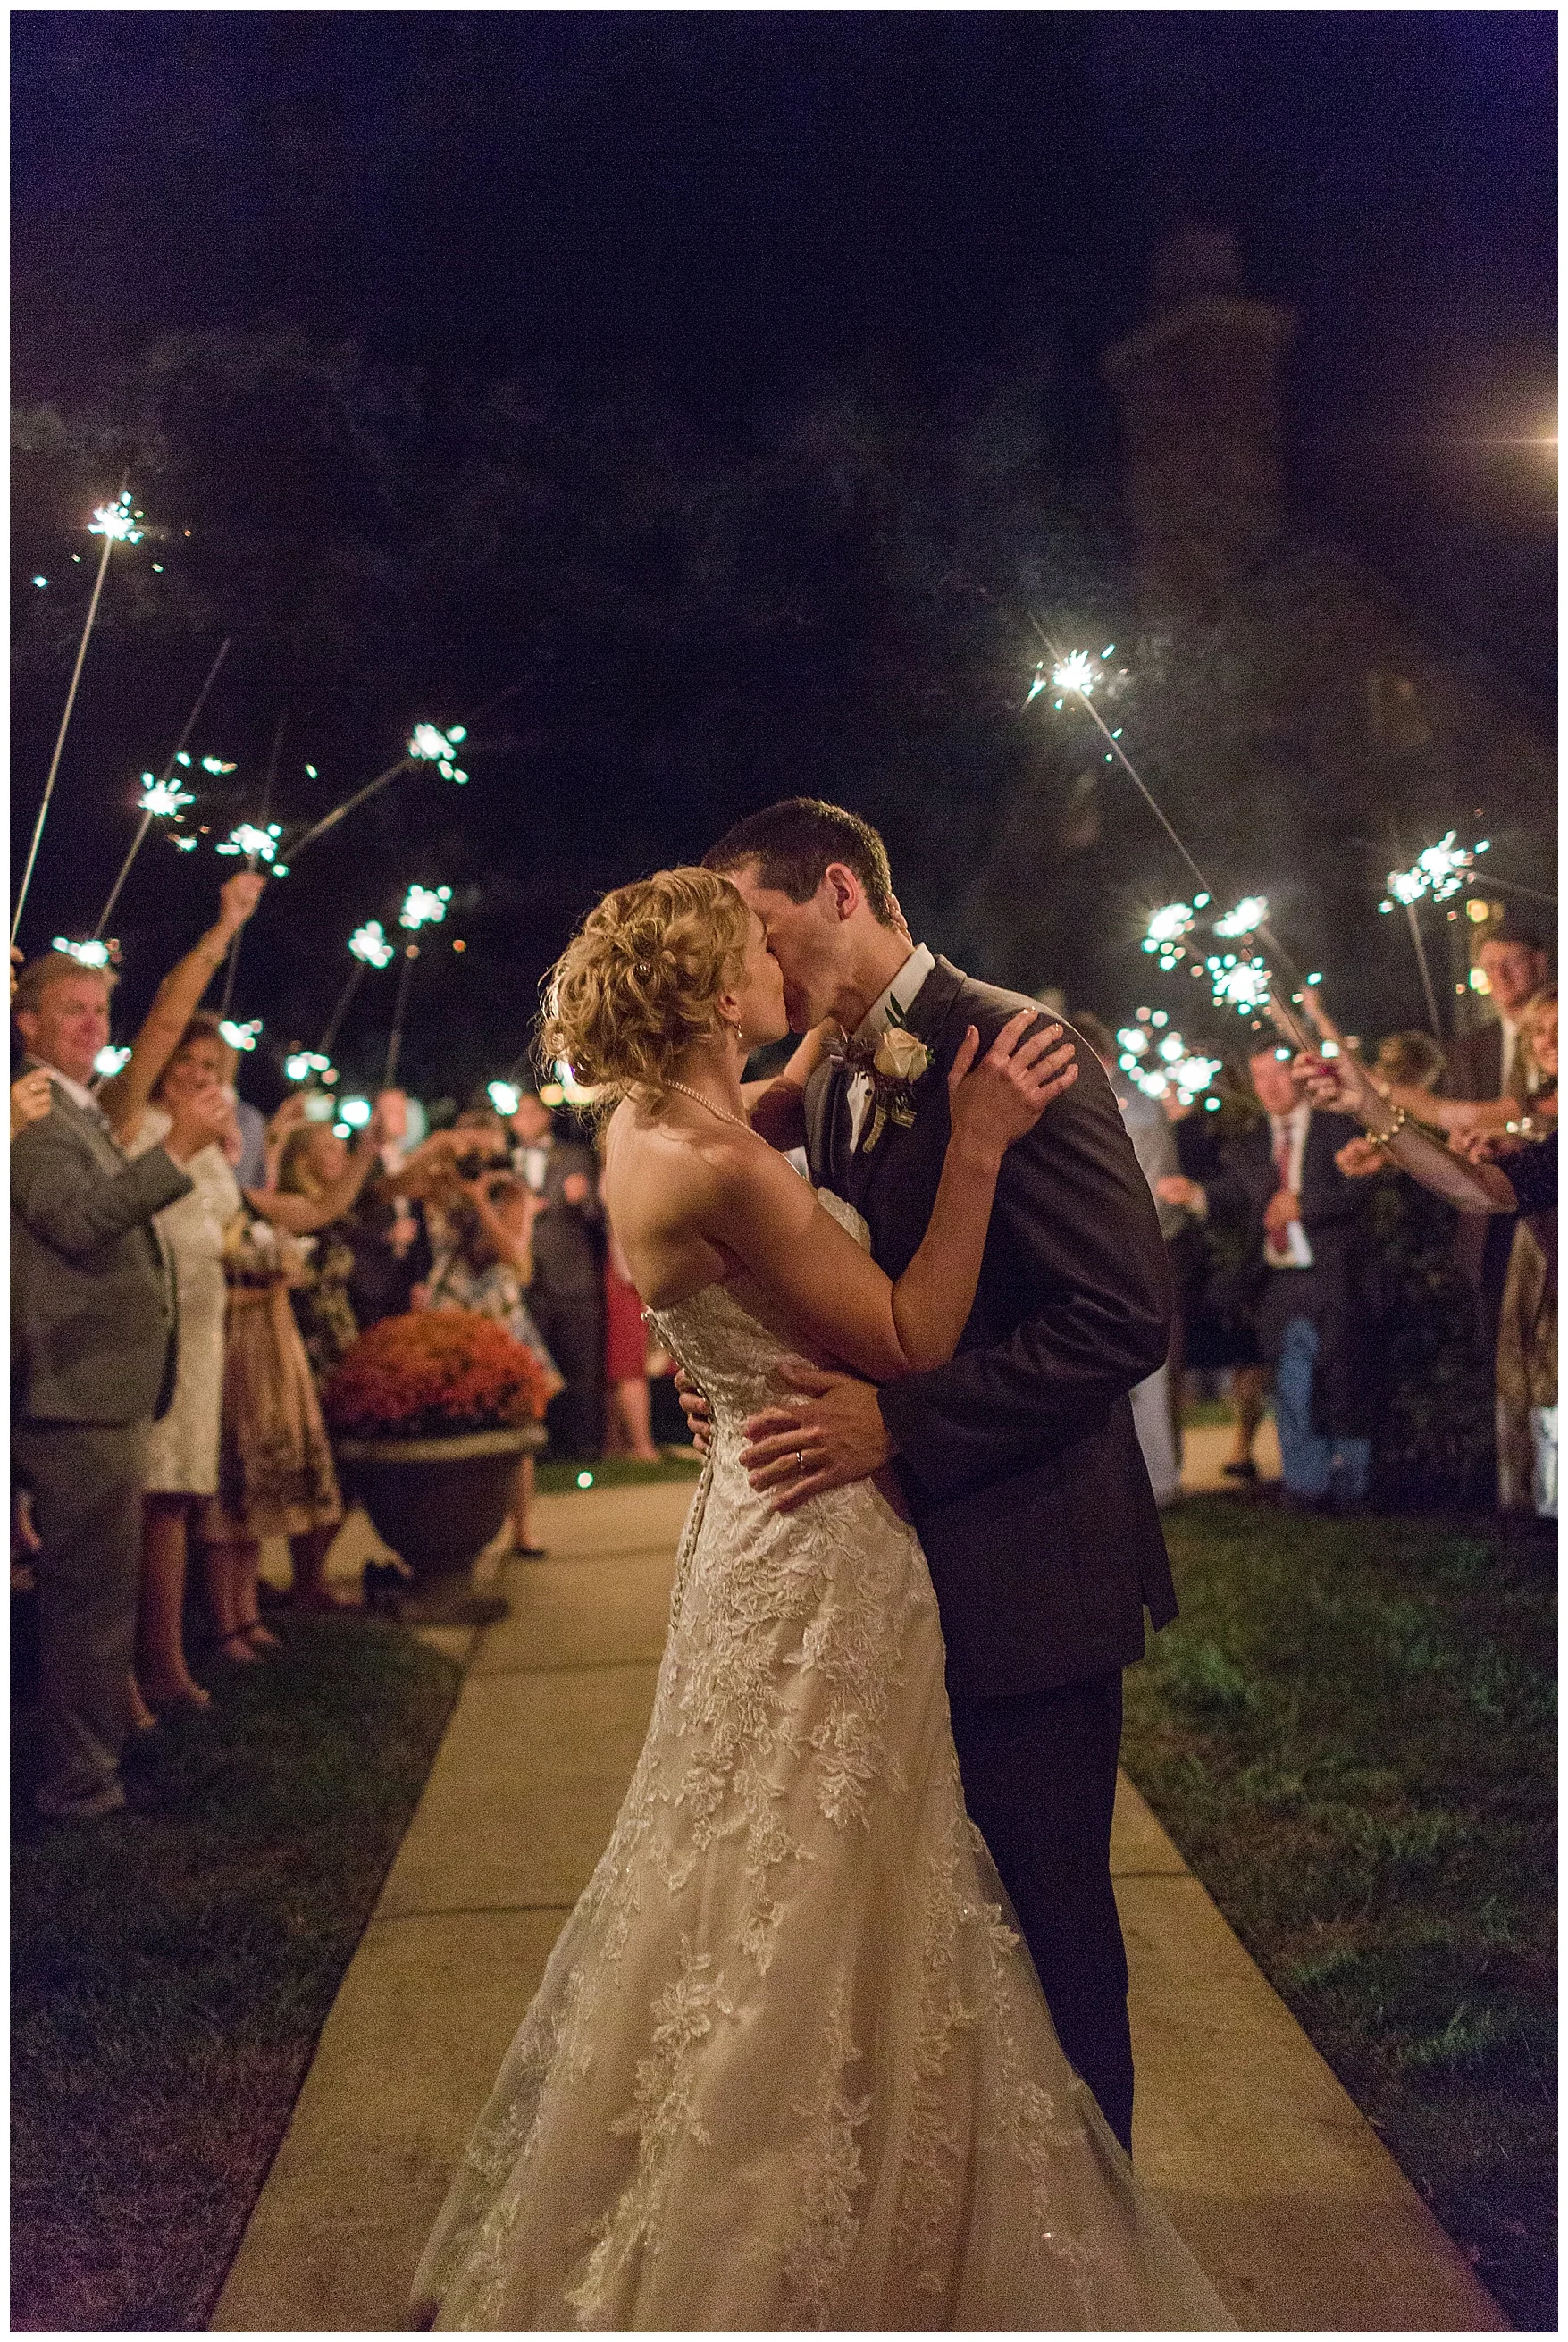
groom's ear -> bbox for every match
[821,862,863,923]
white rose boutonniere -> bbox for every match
[862,1021,933,1151]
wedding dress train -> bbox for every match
[413,1195,1231,2330]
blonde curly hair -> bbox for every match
[540,867,754,1106]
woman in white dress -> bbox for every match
[102,878,264,1711]
[414,868,1232,2331]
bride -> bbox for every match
[413,868,1231,2331]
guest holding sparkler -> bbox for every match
[1301,1012,1557,1518]
[97,874,265,1715]
[507,1089,606,1457]
[1159,1046,1379,1512]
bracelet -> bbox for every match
[1367,1105,1407,1149]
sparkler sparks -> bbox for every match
[1052,650,1098,698]
[348,919,397,968]
[487,1080,522,1117]
[138,775,196,818]
[407,722,469,784]
[88,491,145,545]
[53,936,114,968]
[1379,832,1490,912]
[398,883,452,931]
[93,1045,132,1078]
[216,822,284,863]
[284,1051,333,1083]
[218,1019,263,1053]
[1212,895,1269,939]
[1206,955,1272,1013]
[199,754,237,775]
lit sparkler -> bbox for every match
[93,1045,132,1079]
[138,775,197,819]
[53,936,114,969]
[1379,832,1490,912]
[285,1051,333,1083]
[348,919,397,968]
[88,491,145,545]
[1212,895,1269,939]
[218,1019,263,1053]
[398,883,451,930]
[487,1080,522,1117]
[14,482,150,943]
[217,821,284,864]
[407,721,469,784]
[1206,956,1272,1014]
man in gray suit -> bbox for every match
[13,952,231,1819]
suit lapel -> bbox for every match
[843,957,967,1228]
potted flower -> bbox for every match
[323,1314,550,1607]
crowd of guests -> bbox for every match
[11,875,1552,1825]
[1074,921,1556,1526]
[11,877,675,1823]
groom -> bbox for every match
[698,798,1177,2154]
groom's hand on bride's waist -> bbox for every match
[742,1359,893,1513]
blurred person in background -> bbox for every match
[1493,988,1557,1516]
[508,1088,606,1457]
[1165,1062,1270,1484]
[343,1086,434,1330]
[102,876,264,1714]
[421,1163,560,1557]
[1303,1019,1556,1520]
[1159,1045,1379,1513]
[12,945,231,1819]
[1437,922,1552,1356]
[1075,1016,1183,1506]
[597,1136,661,1464]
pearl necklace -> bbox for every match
[665,1079,754,1134]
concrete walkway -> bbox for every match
[217,1472,1505,2334]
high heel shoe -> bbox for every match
[218,1629,262,1666]
[237,1614,281,1651]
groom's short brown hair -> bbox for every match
[703,799,901,929]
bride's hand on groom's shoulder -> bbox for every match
[946,1014,1077,1163]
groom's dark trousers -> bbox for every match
[805,957,1177,2157]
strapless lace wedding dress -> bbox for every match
[414,1195,1231,2330]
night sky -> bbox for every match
[11,11,1556,1103]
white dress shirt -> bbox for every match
[1263,1101,1314,1270]
[846,944,935,1152]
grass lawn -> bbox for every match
[1122,1496,1555,2332]
[11,1612,461,2333]
[535,1448,703,1495]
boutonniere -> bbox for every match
[862,1016,933,1152]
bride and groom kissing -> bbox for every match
[414,799,1228,2329]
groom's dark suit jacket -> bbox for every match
[805,956,1177,1701]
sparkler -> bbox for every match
[94,1045,132,1079]
[93,638,234,938]
[407,722,469,783]
[217,1019,263,1053]
[216,822,285,863]
[52,936,115,969]
[14,483,147,943]
[313,919,399,1062]
[487,1080,522,1117]
[218,711,288,1020]
[1212,895,1269,939]
[1377,832,1495,1042]
[285,718,471,865]
[1029,616,1315,1050]
[398,883,451,929]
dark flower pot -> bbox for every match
[332,1425,547,1587]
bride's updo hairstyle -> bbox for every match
[541,867,753,1107]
